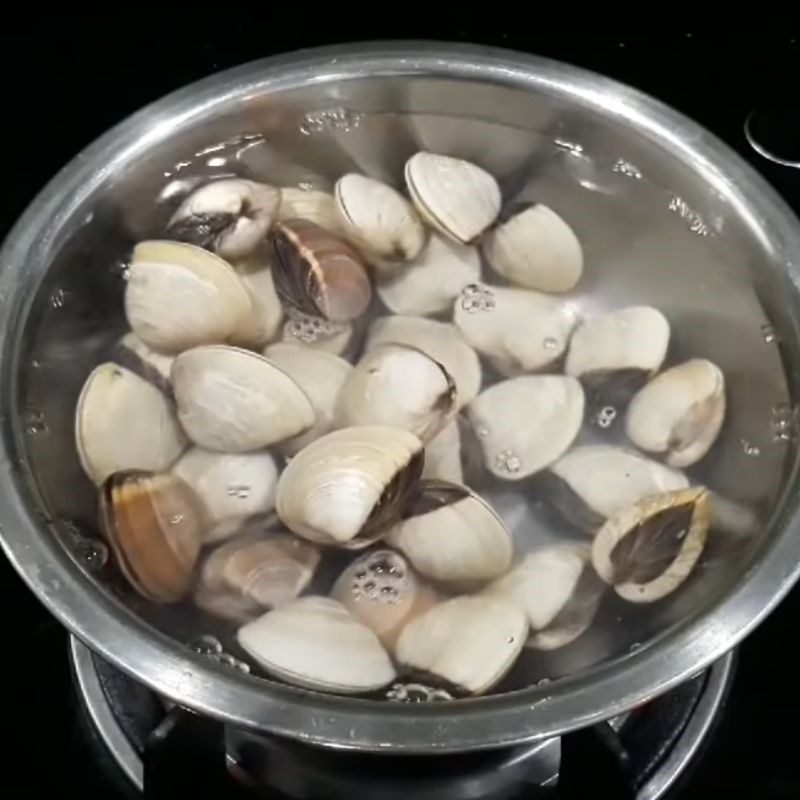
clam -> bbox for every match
[335,344,456,443]
[331,549,438,648]
[547,445,689,532]
[482,203,583,292]
[276,426,424,548]
[263,343,352,454]
[377,232,481,316]
[405,152,501,244]
[237,596,396,694]
[366,316,482,408]
[453,283,579,375]
[99,470,204,603]
[592,487,710,603]
[386,481,513,587]
[166,178,280,259]
[196,528,320,621]
[565,306,670,407]
[171,345,314,452]
[278,187,342,233]
[625,358,726,468]
[271,218,372,323]
[395,596,527,695]
[421,419,463,484]
[172,448,279,538]
[281,311,354,356]
[125,240,252,353]
[334,173,427,272]
[113,332,174,392]
[468,375,584,480]
[76,363,187,485]
[232,268,284,349]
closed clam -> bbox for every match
[171,345,314,452]
[483,203,584,292]
[276,426,424,549]
[395,595,527,695]
[76,363,187,486]
[125,240,252,353]
[386,481,513,587]
[331,549,438,648]
[454,283,579,375]
[281,311,354,356]
[237,596,396,694]
[233,268,284,349]
[592,487,710,603]
[468,375,584,480]
[405,152,501,243]
[271,218,372,322]
[278,187,342,233]
[625,358,726,468]
[366,316,482,408]
[335,344,456,443]
[421,419,463,484]
[99,470,204,603]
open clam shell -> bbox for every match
[468,375,584,480]
[281,311,354,356]
[237,596,396,694]
[395,595,527,695]
[276,426,424,548]
[625,358,726,468]
[171,345,315,452]
[592,487,711,603]
[76,362,187,486]
[125,240,253,353]
[386,481,513,587]
[454,283,579,375]
[99,470,204,603]
[277,187,342,234]
[335,344,456,443]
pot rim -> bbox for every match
[1,41,798,752]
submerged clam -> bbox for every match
[237,596,396,694]
[405,152,501,244]
[483,203,584,293]
[271,218,372,323]
[331,549,438,648]
[366,316,482,408]
[592,487,710,603]
[171,345,315,452]
[626,358,726,468]
[386,481,513,587]
[99,470,204,603]
[166,178,280,259]
[76,363,187,486]
[334,173,427,272]
[232,268,284,349]
[278,187,342,233]
[547,445,689,532]
[276,426,424,548]
[395,595,527,695]
[454,283,579,375]
[335,344,456,442]
[468,375,584,480]
[421,419,463,484]
[125,240,252,353]
[281,311,354,356]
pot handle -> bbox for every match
[744,110,800,169]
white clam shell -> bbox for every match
[232,268,284,349]
[171,345,314,452]
[395,595,527,695]
[76,363,187,485]
[454,283,579,375]
[281,311,354,356]
[469,375,584,480]
[625,358,726,468]
[335,344,455,442]
[125,240,252,353]
[237,596,396,694]
[421,419,463,484]
[278,187,342,233]
[116,332,174,383]
[172,448,278,538]
[565,306,670,379]
[405,152,501,243]
[262,343,352,455]
[366,316,482,408]
[334,173,426,271]
[483,204,583,292]
[377,232,481,316]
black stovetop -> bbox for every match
[2,29,799,799]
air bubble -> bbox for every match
[629,642,642,653]
[495,449,522,474]
[772,402,798,442]
[50,288,68,309]
[226,485,251,500]
[191,635,223,656]
[761,323,777,344]
[741,439,761,457]
[594,405,618,429]
[536,677,552,687]
[459,284,495,314]
[169,513,185,525]
[543,337,559,350]
[22,409,48,435]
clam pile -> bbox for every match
[74,152,731,699]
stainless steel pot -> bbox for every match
[1,42,799,753]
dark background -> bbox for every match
[1,29,799,798]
